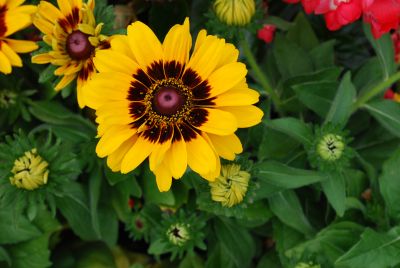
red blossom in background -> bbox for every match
[322,0,363,30]
[363,0,400,39]
[258,24,276,43]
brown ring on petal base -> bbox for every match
[66,30,94,60]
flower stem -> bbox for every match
[352,70,400,111]
[240,39,281,107]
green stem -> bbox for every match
[240,39,281,107]
[352,70,400,112]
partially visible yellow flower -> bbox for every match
[10,148,49,190]
[0,0,38,74]
[214,0,256,26]
[32,0,109,108]
[209,164,250,207]
[394,92,400,103]
[83,18,263,192]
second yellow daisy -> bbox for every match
[32,0,109,107]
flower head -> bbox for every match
[0,132,80,216]
[0,0,38,74]
[257,24,276,44]
[127,211,149,241]
[83,18,263,192]
[32,0,110,107]
[214,0,256,26]
[209,163,250,207]
[10,148,49,190]
[307,124,353,171]
[363,0,400,39]
[149,210,206,260]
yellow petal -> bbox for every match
[154,161,173,192]
[6,0,24,9]
[31,53,53,64]
[194,108,237,136]
[57,0,72,16]
[37,1,63,22]
[162,18,191,65]
[208,133,242,160]
[219,106,263,128]
[5,13,31,36]
[107,136,137,172]
[186,134,217,175]
[1,42,22,67]
[5,39,38,53]
[214,87,259,106]
[164,136,187,179]
[83,72,131,109]
[93,50,139,75]
[110,35,136,62]
[121,135,157,174]
[54,74,76,91]
[192,29,207,55]
[96,101,133,126]
[216,43,239,69]
[0,51,12,74]
[149,134,172,172]
[96,125,137,157]
[207,62,247,97]
[127,21,163,70]
[185,34,225,81]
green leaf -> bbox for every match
[256,161,326,189]
[38,65,56,84]
[325,72,356,126]
[364,100,400,138]
[214,217,256,268]
[363,23,396,79]
[89,167,102,239]
[310,40,336,69]
[0,247,11,266]
[7,235,51,268]
[336,228,400,268]
[148,239,168,256]
[269,190,315,236]
[273,221,304,267]
[0,210,41,244]
[379,149,400,220]
[321,172,346,217]
[287,13,319,51]
[273,34,314,79]
[286,222,364,266]
[265,117,313,146]
[141,165,175,206]
[293,81,338,118]
[179,253,204,268]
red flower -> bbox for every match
[301,0,321,14]
[363,0,400,39]
[258,24,276,43]
[384,89,395,99]
[322,0,363,30]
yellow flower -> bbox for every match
[0,0,38,74]
[209,164,250,207]
[10,148,49,190]
[83,18,263,192]
[214,0,256,26]
[32,0,109,108]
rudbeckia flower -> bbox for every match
[83,18,263,192]
[32,0,109,107]
[0,0,38,74]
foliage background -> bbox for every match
[1,0,400,267]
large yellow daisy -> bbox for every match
[32,0,109,107]
[83,18,263,192]
[0,0,38,74]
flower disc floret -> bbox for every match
[83,18,263,192]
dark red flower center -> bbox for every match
[66,30,94,60]
[153,86,185,116]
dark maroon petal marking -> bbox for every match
[130,115,147,129]
[182,69,202,88]
[128,102,146,119]
[164,60,184,79]
[153,86,185,116]
[172,125,182,142]
[187,108,208,127]
[133,69,153,88]
[142,122,161,142]
[78,59,95,81]
[147,60,165,81]
[128,81,148,101]
[158,124,174,143]
[0,6,7,37]
[193,97,216,106]
[177,122,198,142]
[192,80,212,100]
[66,30,94,60]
